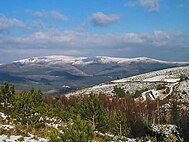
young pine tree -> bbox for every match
[112,85,126,97]
[111,112,130,137]
[12,92,35,128]
[72,94,107,132]
[0,82,15,109]
[60,116,95,142]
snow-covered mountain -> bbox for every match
[0,55,189,95]
[14,55,188,66]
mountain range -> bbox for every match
[0,55,189,95]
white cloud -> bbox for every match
[32,11,67,21]
[0,30,189,63]
[91,12,120,26]
[0,30,188,50]
[0,15,25,32]
[125,0,160,12]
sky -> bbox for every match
[0,0,189,64]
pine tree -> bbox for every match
[30,89,43,104]
[0,82,15,110]
[60,116,95,142]
[111,112,130,137]
[30,89,46,114]
[12,92,35,128]
[112,85,126,97]
[71,94,107,132]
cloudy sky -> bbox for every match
[0,0,189,64]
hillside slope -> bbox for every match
[66,66,189,101]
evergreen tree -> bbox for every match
[48,99,70,121]
[60,116,95,142]
[30,89,47,114]
[12,92,35,128]
[30,89,43,104]
[111,112,130,137]
[72,94,107,132]
[0,82,15,109]
[112,85,126,97]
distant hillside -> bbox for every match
[0,55,189,95]
[66,66,189,100]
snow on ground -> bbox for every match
[111,78,130,83]
[0,115,60,142]
[95,131,136,142]
[0,112,7,120]
[0,135,48,142]
[0,124,14,130]
[152,124,179,137]
[143,77,180,83]
[91,84,114,90]
[45,116,63,129]
[109,66,187,84]
[164,78,180,83]
[177,80,189,103]
[126,66,189,82]
[66,82,158,96]
[143,75,179,82]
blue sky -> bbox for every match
[0,0,189,63]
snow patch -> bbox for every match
[0,124,14,130]
[164,78,180,83]
[152,124,179,137]
[0,135,48,142]
[0,112,7,120]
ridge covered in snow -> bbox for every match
[13,55,189,66]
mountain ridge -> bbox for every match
[13,55,189,66]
